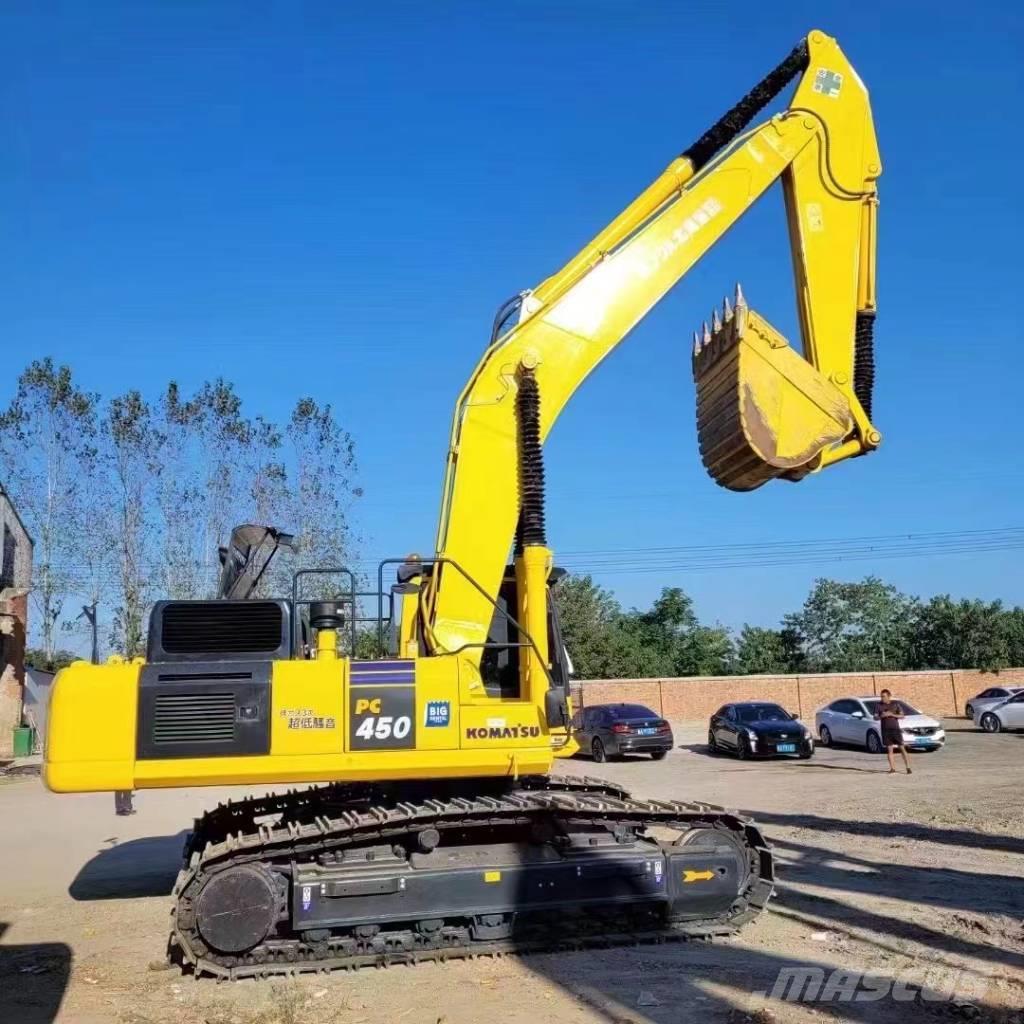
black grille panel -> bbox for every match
[147,600,291,662]
[153,693,236,745]
[162,602,282,653]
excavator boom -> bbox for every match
[428,29,880,659]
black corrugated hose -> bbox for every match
[854,310,876,419]
[516,369,547,549]
[682,40,810,172]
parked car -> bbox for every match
[571,703,673,762]
[707,702,813,760]
[964,685,1024,720]
[975,690,1024,733]
[816,696,945,753]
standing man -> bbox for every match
[876,688,911,775]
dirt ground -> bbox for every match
[1,719,1021,1024]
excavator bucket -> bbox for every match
[693,288,854,491]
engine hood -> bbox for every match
[744,720,806,738]
[899,714,942,729]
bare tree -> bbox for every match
[282,398,361,590]
[154,382,208,599]
[0,359,98,660]
[104,389,160,657]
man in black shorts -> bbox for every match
[876,689,911,775]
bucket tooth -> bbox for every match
[692,294,854,491]
[723,295,733,322]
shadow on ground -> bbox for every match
[0,922,71,1024]
[745,809,1024,856]
[69,831,188,900]
[516,814,1020,1023]
[677,743,887,773]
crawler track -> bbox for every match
[170,776,774,979]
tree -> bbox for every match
[285,397,360,568]
[912,596,1012,672]
[551,575,629,679]
[553,580,734,680]
[25,647,78,672]
[624,588,733,677]
[103,389,161,657]
[154,382,209,600]
[0,359,99,662]
[784,576,917,672]
[736,626,788,674]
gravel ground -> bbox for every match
[1,718,1021,1024]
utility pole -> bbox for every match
[78,602,99,664]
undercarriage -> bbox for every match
[171,775,774,979]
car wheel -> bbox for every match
[799,746,814,760]
[866,730,883,754]
[980,713,1002,734]
[964,703,974,719]
[707,730,718,755]
[592,738,608,762]
[736,736,751,760]
[651,750,668,761]
[819,725,832,748]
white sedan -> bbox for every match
[815,696,946,753]
[975,690,1024,732]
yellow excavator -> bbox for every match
[45,29,880,977]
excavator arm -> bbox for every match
[427,29,881,659]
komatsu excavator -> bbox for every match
[45,30,881,977]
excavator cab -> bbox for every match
[693,288,856,491]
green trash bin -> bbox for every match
[12,726,35,757]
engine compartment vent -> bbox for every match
[153,692,236,745]
[147,600,291,662]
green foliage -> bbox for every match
[910,596,1013,672]
[783,576,917,673]
[556,572,1024,679]
[25,647,78,672]
[553,579,732,679]
[735,625,802,675]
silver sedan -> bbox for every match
[815,696,946,753]
[974,691,1024,733]
[964,685,1023,720]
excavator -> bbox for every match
[44,29,881,977]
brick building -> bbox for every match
[0,482,32,759]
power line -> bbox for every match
[36,527,1024,586]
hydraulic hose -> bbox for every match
[854,310,876,420]
[682,40,810,172]
[516,368,547,548]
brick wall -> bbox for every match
[0,593,28,758]
[0,487,32,759]
[574,667,1024,720]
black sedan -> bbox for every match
[571,703,674,762]
[708,702,814,759]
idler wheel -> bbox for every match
[195,865,279,954]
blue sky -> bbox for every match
[2,1,1021,629]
